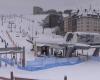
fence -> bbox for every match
[18,56,83,71]
[0,47,25,67]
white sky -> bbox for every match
[0,0,100,14]
[34,0,100,10]
[0,0,34,14]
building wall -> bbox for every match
[77,16,100,33]
[64,15,77,32]
[64,15,100,33]
[64,17,69,32]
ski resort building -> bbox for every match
[64,9,100,33]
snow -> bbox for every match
[0,0,100,80]
[67,32,100,35]
[0,60,100,80]
[0,14,100,80]
[0,14,54,48]
[0,14,60,62]
[35,34,64,45]
[74,43,90,47]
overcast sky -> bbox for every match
[0,0,100,14]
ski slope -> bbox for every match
[0,14,59,48]
[0,14,64,61]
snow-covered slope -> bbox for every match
[0,14,62,60]
[0,60,100,80]
[0,14,48,47]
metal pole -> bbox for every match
[32,20,34,41]
[34,41,37,56]
[22,47,25,67]
[0,54,1,67]
[1,16,4,26]
[64,76,67,80]
[11,72,14,80]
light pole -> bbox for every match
[32,36,39,56]
[32,20,34,41]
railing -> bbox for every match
[0,47,25,67]
[18,57,83,71]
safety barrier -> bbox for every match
[18,57,83,71]
[0,58,15,66]
[90,56,100,61]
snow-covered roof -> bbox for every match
[78,8,100,17]
[35,34,65,44]
[63,14,69,17]
[67,32,100,35]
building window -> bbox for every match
[81,21,83,24]
[98,29,100,31]
[87,21,89,24]
[87,25,89,27]
[87,29,89,31]
[94,29,97,31]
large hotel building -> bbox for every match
[64,9,100,33]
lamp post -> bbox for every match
[32,20,34,41]
[31,20,38,56]
[32,36,39,56]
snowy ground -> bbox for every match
[0,60,100,80]
[0,14,100,80]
